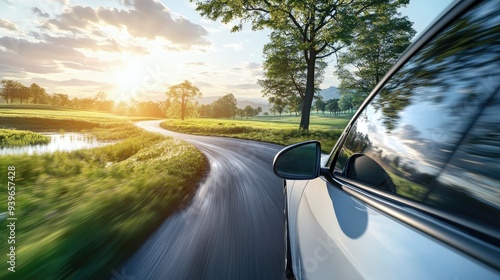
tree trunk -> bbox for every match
[299,52,316,130]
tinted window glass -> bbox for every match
[334,0,500,230]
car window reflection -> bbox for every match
[335,0,500,230]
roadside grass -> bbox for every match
[0,129,50,147]
[0,106,208,279]
[160,113,353,152]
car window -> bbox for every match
[333,0,500,231]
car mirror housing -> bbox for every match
[273,141,322,180]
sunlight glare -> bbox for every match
[115,64,144,89]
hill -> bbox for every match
[318,86,340,100]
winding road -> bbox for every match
[117,120,285,279]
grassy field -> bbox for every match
[0,129,50,147]
[161,113,353,152]
[0,104,154,132]
[0,105,207,279]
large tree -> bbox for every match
[192,0,408,129]
[165,80,202,120]
[336,2,415,107]
[258,31,326,116]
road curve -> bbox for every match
[117,120,285,279]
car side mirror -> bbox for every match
[273,141,322,180]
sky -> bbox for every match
[0,0,454,103]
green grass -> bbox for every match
[160,113,353,152]
[0,106,208,279]
[0,129,50,147]
[0,104,156,132]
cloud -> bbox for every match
[28,77,115,96]
[41,0,209,46]
[186,62,207,67]
[245,62,261,69]
[0,36,85,61]
[36,78,114,88]
[41,34,149,54]
[0,19,17,31]
[0,51,61,74]
[227,83,261,90]
[242,62,263,78]
[32,7,50,18]
[0,36,120,74]
[193,81,214,88]
[224,43,242,51]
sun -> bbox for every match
[115,64,144,89]
[113,63,146,101]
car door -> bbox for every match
[288,0,500,279]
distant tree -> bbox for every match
[50,93,70,107]
[268,96,286,116]
[15,84,30,103]
[212,93,238,118]
[255,106,262,115]
[115,101,130,115]
[71,97,82,108]
[339,91,355,112]
[79,97,95,109]
[314,98,326,114]
[199,104,213,118]
[0,80,23,103]
[243,105,254,119]
[326,98,340,115]
[95,91,107,103]
[236,108,245,119]
[165,80,202,120]
[288,95,302,117]
[29,83,48,104]
[137,101,164,117]
[93,91,114,111]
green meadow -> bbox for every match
[160,113,353,152]
[0,104,207,279]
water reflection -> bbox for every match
[0,133,109,155]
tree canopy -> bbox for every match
[165,80,202,120]
[336,2,415,107]
[192,0,409,129]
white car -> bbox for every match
[273,0,500,279]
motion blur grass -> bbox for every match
[0,129,50,147]
[160,113,353,152]
[0,105,207,279]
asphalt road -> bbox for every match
[116,120,285,280]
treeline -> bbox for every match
[269,97,353,116]
[1,79,265,119]
[0,80,166,117]
[198,93,262,119]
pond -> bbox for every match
[0,133,111,156]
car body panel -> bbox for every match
[286,176,500,279]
